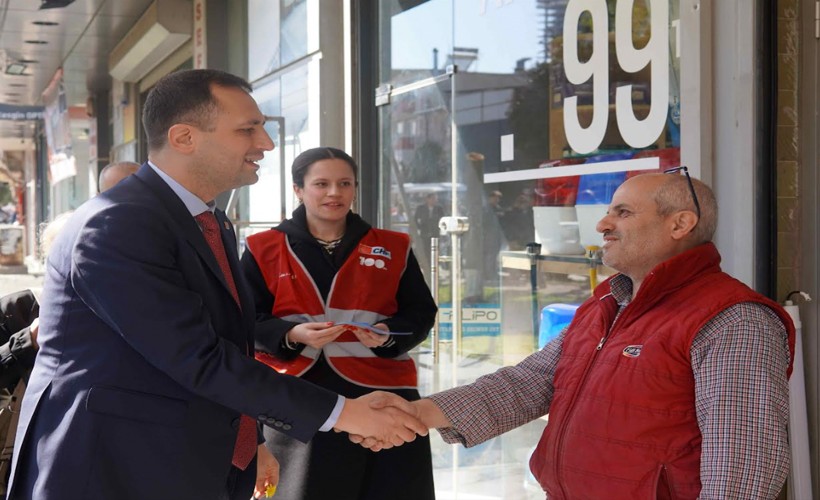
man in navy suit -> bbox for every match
[7,69,426,500]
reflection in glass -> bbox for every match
[247,0,310,82]
[376,2,680,498]
[246,63,317,233]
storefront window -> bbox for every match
[247,0,314,82]
[244,0,322,245]
[375,1,680,498]
[246,62,319,230]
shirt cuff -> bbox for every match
[318,395,346,432]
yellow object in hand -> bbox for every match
[265,484,277,498]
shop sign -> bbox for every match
[563,0,673,154]
[193,0,207,69]
[0,104,44,121]
[438,304,502,340]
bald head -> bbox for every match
[648,172,717,244]
[612,172,716,245]
[99,161,140,192]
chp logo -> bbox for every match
[358,244,391,270]
[622,345,643,358]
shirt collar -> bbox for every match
[608,274,633,307]
[147,160,211,217]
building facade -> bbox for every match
[2,0,817,497]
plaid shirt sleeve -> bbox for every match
[428,334,561,447]
[693,302,791,500]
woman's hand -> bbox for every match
[253,444,279,498]
[286,322,345,349]
[352,323,389,348]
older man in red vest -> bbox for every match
[363,172,795,500]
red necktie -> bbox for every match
[195,211,257,471]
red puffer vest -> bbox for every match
[530,243,795,499]
[245,228,419,389]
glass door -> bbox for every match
[376,1,547,498]
[374,1,680,498]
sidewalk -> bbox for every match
[0,272,44,297]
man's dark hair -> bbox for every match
[142,69,252,151]
[291,147,359,188]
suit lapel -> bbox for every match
[134,166,241,312]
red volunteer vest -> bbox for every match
[530,243,795,499]
[245,228,418,389]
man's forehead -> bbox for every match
[613,175,662,198]
[610,180,658,209]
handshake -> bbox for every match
[255,392,444,497]
[333,391,447,452]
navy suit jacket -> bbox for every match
[8,165,338,500]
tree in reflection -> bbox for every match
[407,140,447,183]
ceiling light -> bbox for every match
[39,0,76,9]
[5,63,27,75]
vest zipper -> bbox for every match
[552,301,626,498]
[595,309,622,350]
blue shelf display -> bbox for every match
[538,303,580,349]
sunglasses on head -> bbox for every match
[663,166,701,220]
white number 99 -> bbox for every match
[563,0,609,155]
[615,0,669,148]
[563,0,670,154]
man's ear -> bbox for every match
[670,210,699,240]
[167,124,196,154]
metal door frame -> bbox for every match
[374,65,465,363]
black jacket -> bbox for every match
[0,290,39,389]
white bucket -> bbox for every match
[533,206,584,255]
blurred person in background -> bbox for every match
[413,192,444,248]
[98,161,140,193]
[0,210,74,494]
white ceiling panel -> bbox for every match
[0,0,155,138]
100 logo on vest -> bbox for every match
[359,256,386,269]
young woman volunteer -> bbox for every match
[240,147,436,500]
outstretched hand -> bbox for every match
[333,391,427,450]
